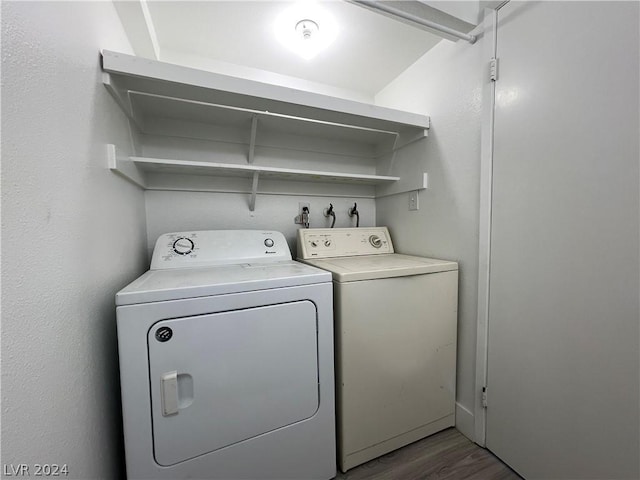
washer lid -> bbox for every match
[301,254,457,282]
[116,261,330,306]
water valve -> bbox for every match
[324,203,336,228]
[348,202,360,227]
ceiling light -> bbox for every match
[274,2,338,60]
[296,19,319,40]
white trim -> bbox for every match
[455,403,475,441]
[111,1,159,60]
[139,0,160,60]
[351,0,477,43]
[474,6,499,447]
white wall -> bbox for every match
[145,192,375,257]
[140,128,377,256]
[374,32,485,437]
[1,2,148,478]
[160,49,375,104]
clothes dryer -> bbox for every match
[297,227,458,472]
[116,230,335,479]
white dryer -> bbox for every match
[297,227,458,472]
[116,230,336,480]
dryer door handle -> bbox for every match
[161,371,179,416]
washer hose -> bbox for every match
[349,203,360,227]
[326,203,336,228]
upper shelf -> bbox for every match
[102,51,430,209]
[101,50,430,147]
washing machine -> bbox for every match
[297,227,458,472]
[116,230,336,480]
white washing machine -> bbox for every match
[297,227,458,472]
[116,230,336,480]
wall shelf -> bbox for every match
[107,146,401,211]
[129,157,400,185]
[101,50,430,136]
[102,51,430,209]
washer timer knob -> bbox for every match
[173,237,194,255]
[369,235,383,248]
[264,238,275,248]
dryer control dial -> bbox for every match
[369,235,383,248]
[173,237,194,255]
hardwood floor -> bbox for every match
[334,428,522,480]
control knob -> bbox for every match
[173,237,194,255]
[264,238,274,248]
[369,235,382,248]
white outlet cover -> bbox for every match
[409,191,419,211]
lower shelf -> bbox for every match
[108,145,405,211]
[130,156,400,185]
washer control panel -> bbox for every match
[297,227,394,259]
[150,230,291,270]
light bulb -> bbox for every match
[274,2,337,60]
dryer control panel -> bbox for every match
[150,230,291,269]
[297,227,394,259]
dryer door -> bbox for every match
[147,300,319,466]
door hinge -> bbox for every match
[489,58,498,82]
[482,386,488,408]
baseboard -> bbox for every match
[341,415,454,472]
[455,403,475,441]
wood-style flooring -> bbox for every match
[334,428,522,480]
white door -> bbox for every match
[487,2,639,478]
[148,301,319,466]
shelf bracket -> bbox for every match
[386,133,401,176]
[103,73,131,117]
[103,73,145,132]
[107,144,146,189]
[375,172,428,198]
[249,171,260,211]
[248,114,259,164]
[380,127,428,176]
[397,127,429,148]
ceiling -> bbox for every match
[115,1,478,100]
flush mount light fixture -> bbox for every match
[274,2,338,60]
[295,19,319,40]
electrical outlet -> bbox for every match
[295,202,311,225]
[408,191,419,211]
